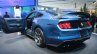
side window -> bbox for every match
[28,12,37,18]
[28,12,43,19]
[35,12,43,18]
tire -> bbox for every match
[78,41,84,44]
[0,18,9,33]
[34,28,46,48]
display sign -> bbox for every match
[0,0,37,7]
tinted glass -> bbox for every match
[46,11,57,16]
[68,12,90,18]
[46,11,90,19]
[28,12,43,18]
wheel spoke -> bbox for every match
[34,28,45,47]
[35,30,42,45]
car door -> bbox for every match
[26,12,43,28]
[25,11,43,36]
[1,17,23,33]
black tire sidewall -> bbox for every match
[34,28,46,47]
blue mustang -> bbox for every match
[0,10,92,47]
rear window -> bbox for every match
[46,11,90,19]
[68,12,90,18]
[46,11,57,16]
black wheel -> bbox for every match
[78,41,84,44]
[34,28,46,48]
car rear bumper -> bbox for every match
[58,37,90,47]
[46,36,90,47]
[45,26,92,47]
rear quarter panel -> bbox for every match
[32,18,59,36]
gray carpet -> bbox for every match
[0,32,97,54]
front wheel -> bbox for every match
[34,28,46,48]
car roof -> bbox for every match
[30,10,54,19]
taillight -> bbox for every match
[58,22,72,29]
[87,21,91,26]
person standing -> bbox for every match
[14,5,21,18]
[3,12,10,18]
[90,13,96,32]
